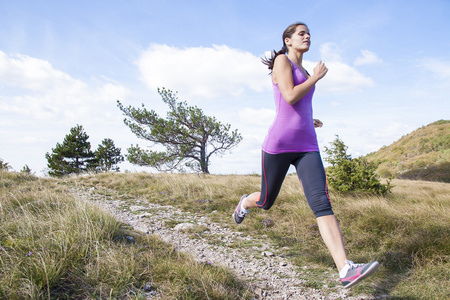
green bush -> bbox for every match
[0,158,11,171]
[324,135,392,195]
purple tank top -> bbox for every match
[261,59,319,154]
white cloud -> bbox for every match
[365,122,413,140]
[0,51,135,174]
[239,107,275,126]
[0,51,130,122]
[309,60,375,94]
[0,51,86,92]
[94,82,130,103]
[136,44,270,100]
[346,122,415,156]
[419,58,450,79]
[305,43,375,94]
[136,42,376,100]
[354,50,383,66]
[319,42,344,62]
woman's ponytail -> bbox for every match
[261,48,286,74]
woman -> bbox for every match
[232,22,379,288]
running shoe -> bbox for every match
[340,260,380,288]
[232,194,249,224]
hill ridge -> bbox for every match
[366,120,449,182]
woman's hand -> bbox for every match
[274,56,329,105]
[312,61,328,81]
[314,119,323,128]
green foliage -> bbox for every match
[94,138,124,172]
[0,158,11,171]
[324,135,392,195]
[117,87,242,174]
[430,119,450,126]
[20,164,32,174]
[45,127,124,177]
[45,125,96,177]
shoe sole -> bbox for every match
[343,262,380,289]
[232,195,247,224]
[232,212,243,224]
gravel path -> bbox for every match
[73,187,380,300]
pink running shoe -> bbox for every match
[341,260,379,288]
[232,195,249,224]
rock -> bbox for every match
[130,205,147,212]
[262,251,275,257]
[254,287,263,299]
[126,236,136,244]
[140,213,152,218]
[174,223,195,231]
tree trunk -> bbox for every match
[200,143,209,174]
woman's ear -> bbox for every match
[284,37,291,48]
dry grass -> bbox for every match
[72,172,449,299]
[367,120,450,182]
[2,170,448,299]
[0,171,250,299]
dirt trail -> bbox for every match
[73,187,379,300]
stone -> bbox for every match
[143,283,153,291]
[125,236,136,244]
[262,251,275,257]
[174,223,195,231]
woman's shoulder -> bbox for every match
[273,54,290,65]
[273,54,293,72]
[272,55,294,84]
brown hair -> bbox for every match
[261,22,308,74]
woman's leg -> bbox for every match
[316,215,347,271]
[233,151,291,223]
[242,151,291,210]
[241,192,261,209]
[295,152,347,271]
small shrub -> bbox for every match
[20,164,32,174]
[0,158,11,171]
[324,136,392,195]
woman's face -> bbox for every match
[285,25,311,53]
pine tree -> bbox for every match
[94,138,124,172]
[117,88,242,174]
[45,125,96,177]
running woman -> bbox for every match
[232,22,379,288]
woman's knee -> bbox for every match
[256,194,276,210]
[310,195,333,217]
[260,202,273,210]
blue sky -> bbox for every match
[1,0,449,175]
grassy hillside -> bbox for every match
[366,120,450,182]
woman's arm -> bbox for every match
[273,55,328,105]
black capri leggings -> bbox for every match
[256,151,333,218]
